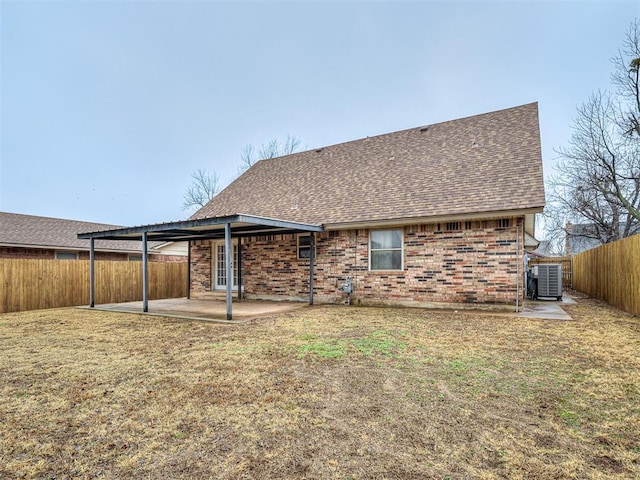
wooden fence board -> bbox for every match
[572,235,640,317]
[0,259,187,313]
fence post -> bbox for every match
[90,238,95,308]
[142,232,149,313]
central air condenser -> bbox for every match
[535,264,563,300]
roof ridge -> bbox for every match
[191,102,545,225]
[256,102,539,162]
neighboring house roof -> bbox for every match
[565,222,639,255]
[566,233,604,256]
[0,211,166,253]
[192,103,545,228]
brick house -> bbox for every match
[79,103,544,316]
[0,212,186,262]
[187,103,545,309]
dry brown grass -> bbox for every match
[1,298,639,479]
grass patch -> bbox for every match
[297,329,407,359]
[298,341,345,359]
[1,299,639,478]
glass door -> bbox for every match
[214,243,238,289]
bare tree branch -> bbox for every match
[182,168,220,212]
[238,135,304,174]
[547,20,640,250]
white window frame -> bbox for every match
[369,229,404,271]
[212,241,239,290]
[55,251,78,260]
[297,234,311,260]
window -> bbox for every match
[370,229,403,270]
[298,235,312,259]
[128,254,142,261]
[55,251,78,260]
[498,219,512,228]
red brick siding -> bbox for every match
[189,219,525,307]
[190,240,212,293]
[0,247,54,259]
[78,251,128,261]
[147,254,187,263]
[0,247,186,263]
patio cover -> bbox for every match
[78,214,324,320]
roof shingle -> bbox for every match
[0,212,160,252]
[193,103,545,226]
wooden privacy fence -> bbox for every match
[0,259,187,314]
[529,256,573,289]
[573,234,640,317]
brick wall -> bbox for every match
[190,240,212,294]
[147,254,187,263]
[78,251,128,261]
[189,218,526,308]
[0,247,187,263]
[0,247,54,259]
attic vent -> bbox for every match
[315,148,323,153]
[445,222,461,231]
[419,126,429,132]
[471,140,479,148]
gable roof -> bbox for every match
[0,212,163,253]
[193,103,545,227]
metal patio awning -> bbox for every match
[78,214,324,320]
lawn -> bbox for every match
[1,298,639,479]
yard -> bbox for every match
[1,298,639,479]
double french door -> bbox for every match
[213,242,239,290]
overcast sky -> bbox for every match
[1,0,638,230]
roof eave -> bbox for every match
[322,207,544,230]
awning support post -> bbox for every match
[186,241,191,300]
[225,222,232,320]
[309,232,315,305]
[89,238,95,308]
[237,237,242,301]
[142,231,149,313]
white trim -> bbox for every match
[211,240,240,291]
[369,228,404,271]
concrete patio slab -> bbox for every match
[80,294,578,323]
[517,294,576,321]
[80,297,308,323]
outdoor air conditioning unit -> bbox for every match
[536,264,563,300]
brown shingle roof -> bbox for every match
[0,212,161,252]
[192,103,545,225]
